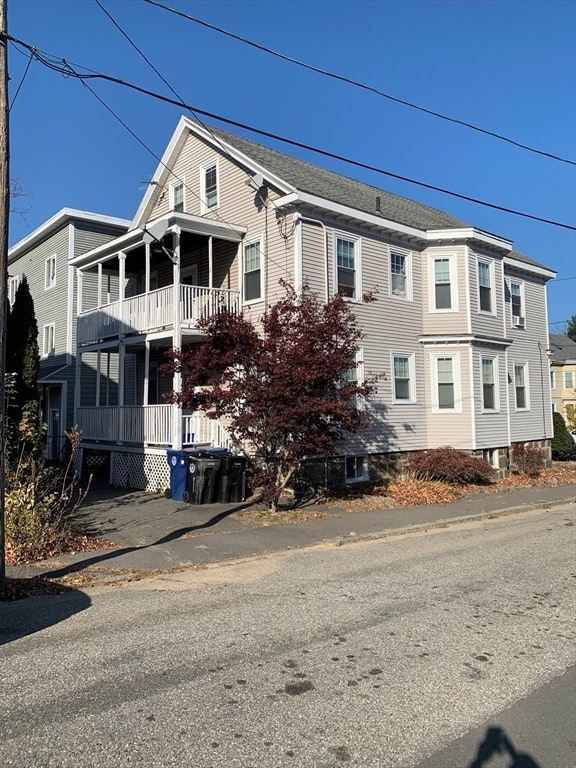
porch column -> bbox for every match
[77,269,83,314]
[145,242,151,292]
[118,252,126,336]
[208,236,213,288]
[172,227,182,450]
[95,351,101,407]
[144,340,150,407]
[118,342,125,443]
[97,263,103,308]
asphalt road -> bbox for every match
[1,506,575,767]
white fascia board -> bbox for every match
[503,256,556,280]
[131,117,190,229]
[419,335,512,347]
[426,228,513,252]
[71,229,144,268]
[184,118,295,195]
[274,191,425,240]
[8,208,130,261]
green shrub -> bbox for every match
[407,447,495,485]
[551,412,574,458]
[511,442,544,477]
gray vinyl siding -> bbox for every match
[301,220,327,297]
[473,347,509,448]
[506,269,553,441]
[469,250,505,337]
[73,222,129,258]
[422,246,469,335]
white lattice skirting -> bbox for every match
[111,450,170,493]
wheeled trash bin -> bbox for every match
[185,455,222,504]
[218,456,247,503]
[165,449,189,501]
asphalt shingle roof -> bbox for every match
[549,333,576,362]
[211,126,469,231]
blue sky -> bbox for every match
[7,0,576,327]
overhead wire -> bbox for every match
[143,0,576,168]
[5,32,576,232]
[8,47,34,110]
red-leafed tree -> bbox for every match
[164,282,377,511]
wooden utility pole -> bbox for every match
[0,0,9,588]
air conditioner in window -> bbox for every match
[513,315,525,328]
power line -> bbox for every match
[5,32,576,232]
[143,0,576,168]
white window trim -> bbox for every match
[477,258,496,315]
[42,323,55,358]
[8,274,20,305]
[480,354,500,413]
[242,235,264,305]
[513,361,530,411]
[550,370,556,390]
[334,231,362,302]
[391,351,416,404]
[428,253,458,313]
[389,247,413,301]
[565,371,575,390]
[200,159,219,213]
[170,177,185,212]
[508,280,526,328]
[181,264,199,287]
[345,455,369,484]
[45,254,57,290]
[430,351,462,413]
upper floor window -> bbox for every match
[390,250,411,300]
[45,255,56,290]
[8,275,20,305]
[481,357,498,411]
[170,180,185,212]
[550,370,556,389]
[514,363,529,409]
[201,161,219,211]
[42,323,55,357]
[478,260,493,313]
[243,239,262,302]
[430,255,457,311]
[565,371,575,390]
[510,282,525,327]
[340,349,365,410]
[392,352,416,403]
[336,234,360,300]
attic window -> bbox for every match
[202,161,219,211]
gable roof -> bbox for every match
[132,117,552,274]
[549,333,576,363]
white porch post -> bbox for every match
[208,236,213,288]
[77,268,83,315]
[172,228,182,450]
[145,242,151,292]
[118,343,125,443]
[95,350,101,407]
[118,252,126,336]
[97,263,103,307]
[144,340,150,407]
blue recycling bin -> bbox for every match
[166,449,188,501]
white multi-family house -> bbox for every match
[47,118,557,491]
[8,209,130,461]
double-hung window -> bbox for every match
[510,282,524,326]
[478,261,492,313]
[8,275,19,305]
[482,357,497,410]
[392,353,415,403]
[340,349,365,410]
[565,371,575,390]
[390,250,411,299]
[170,180,185,212]
[201,161,219,211]
[514,363,528,409]
[336,235,360,300]
[437,357,455,408]
[43,324,55,357]
[243,239,262,302]
[550,371,556,390]
[434,258,452,309]
[45,255,56,290]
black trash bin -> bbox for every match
[218,456,247,503]
[185,455,222,504]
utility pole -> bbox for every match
[0,0,9,588]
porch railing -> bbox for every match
[76,404,232,449]
[77,285,240,345]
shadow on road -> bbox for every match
[467,726,541,767]
[0,589,91,645]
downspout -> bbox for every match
[292,212,328,301]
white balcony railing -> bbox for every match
[77,285,240,345]
[76,405,233,449]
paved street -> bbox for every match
[2,506,575,767]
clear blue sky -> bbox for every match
[7,0,576,328]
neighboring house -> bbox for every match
[8,209,130,461]
[68,117,556,491]
[549,334,576,423]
